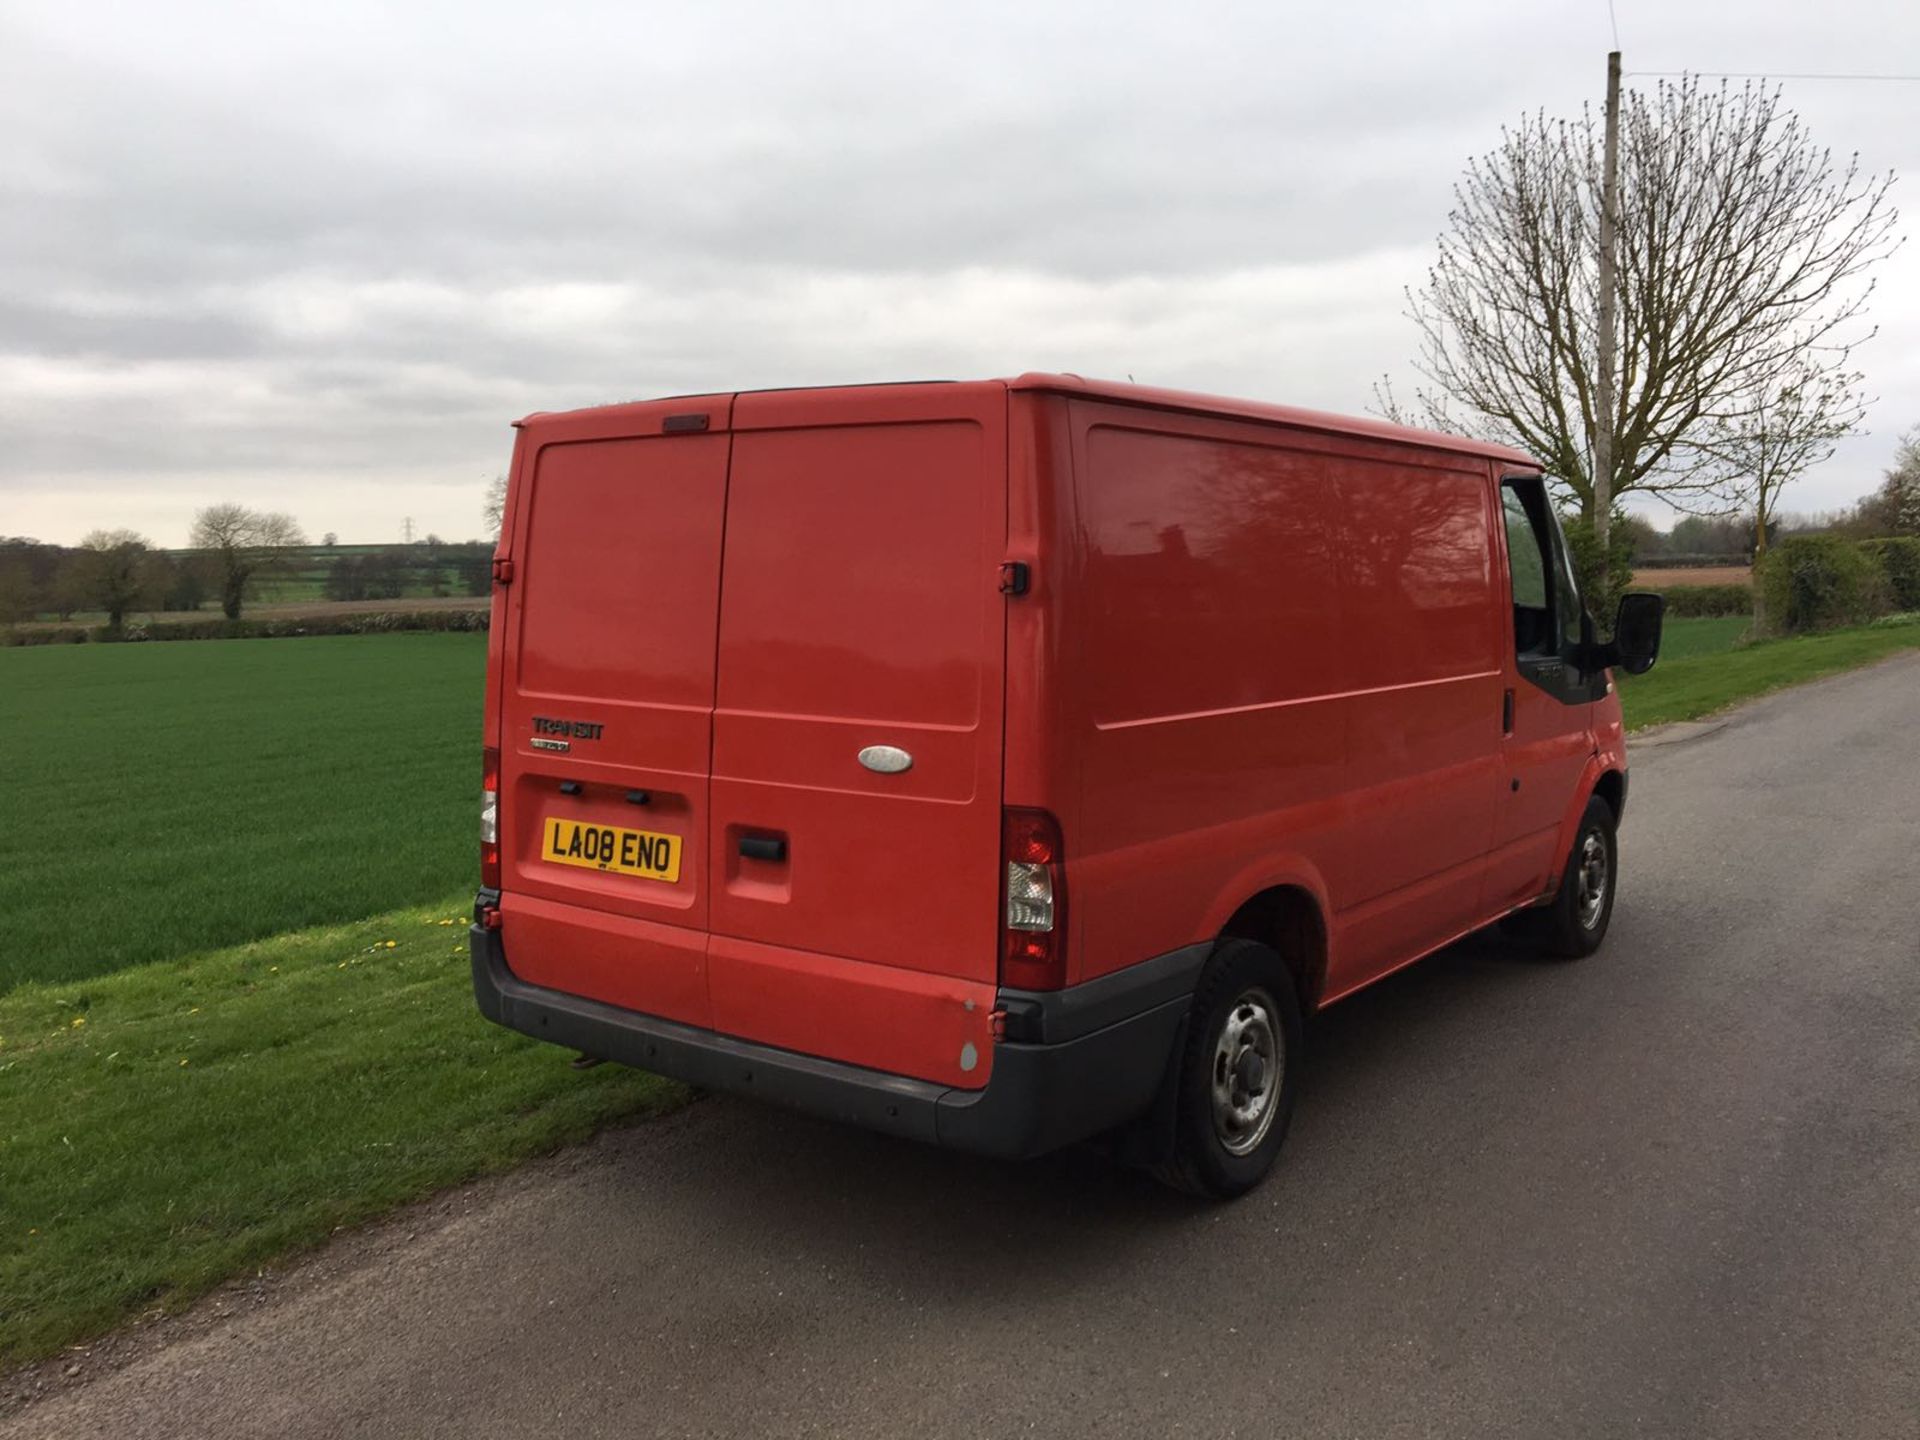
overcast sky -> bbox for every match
[3,0,1916,546]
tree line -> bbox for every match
[0,503,489,630]
[1612,434,1920,563]
[1,504,301,629]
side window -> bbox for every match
[1501,480,1554,657]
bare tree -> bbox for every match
[1383,75,1899,553]
[71,529,157,630]
[482,474,508,536]
[1698,359,1869,630]
[190,503,307,619]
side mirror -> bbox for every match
[1608,591,1664,675]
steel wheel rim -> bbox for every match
[1575,830,1610,929]
[1210,988,1282,1156]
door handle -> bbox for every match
[1502,687,1515,735]
[738,835,787,863]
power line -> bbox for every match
[1628,70,1920,82]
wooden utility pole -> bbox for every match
[1593,49,1622,545]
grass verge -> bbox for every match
[1619,615,1920,730]
[0,896,684,1366]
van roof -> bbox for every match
[517,374,1540,470]
[1003,373,1540,468]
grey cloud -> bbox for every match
[2,0,1917,544]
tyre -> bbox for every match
[1153,937,1304,1199]
[1509,794,1617,959]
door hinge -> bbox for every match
[491,556,514,585]
[998,561,1030,596]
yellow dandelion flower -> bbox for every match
[385,940,398,949]
[179,1058,190,1067]
[70,1017,86,1029]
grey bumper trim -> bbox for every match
[470,912,1192,1160]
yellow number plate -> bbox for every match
[540,817,681,883]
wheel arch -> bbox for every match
[1116,874,1329,1172]
[1216,884,1329,1012]
[1548,757,1625,867]
[1591,767,1626,825]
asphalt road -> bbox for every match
[13,655,1920,1439]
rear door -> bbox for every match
[494,395,733,1027]
[704,384,1008,1086]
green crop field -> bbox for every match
[0,633,486,992]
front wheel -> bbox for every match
[1511,795,1617,959]
[1153,938,1303,1199]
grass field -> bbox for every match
[0,634,485,991]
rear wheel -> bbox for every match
[1153,938,1303,1199]
[1509,795,1617,959]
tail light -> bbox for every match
[480,746,500,888]
[1000,808,1066,990]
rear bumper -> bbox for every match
[469,908,1198,1160]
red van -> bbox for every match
[471,375,1662,1196]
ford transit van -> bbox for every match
[471,375,1661,1196]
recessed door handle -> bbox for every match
[739,836,786,862]
[1502,687,1515,735]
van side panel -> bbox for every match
[1320,456,1503,995]
[1066,406,1350,985]
[1061,403,1504,1001]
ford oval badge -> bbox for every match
[857,745,914,774]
